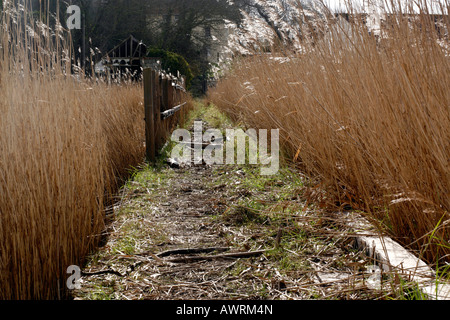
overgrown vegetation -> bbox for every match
[209,0,450,266]
[72,102,439,300]
[31,0,242,93]
[0,1,145,299]
[147,48,194,88]
[2,0,448,301]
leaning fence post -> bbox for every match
[144,68,155,162]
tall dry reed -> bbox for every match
[210,0,450,265]
[0,1,145,299]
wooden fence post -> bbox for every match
[144,68,155,162]
[178,86,185,127]
[161,79,172,148]
[167,79,174,133]
[153,71,162,155]
[145,69,189,164]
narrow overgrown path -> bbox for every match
[72,102,395,300]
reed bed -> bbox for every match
[0,1,145,299]
[210,0,450,266]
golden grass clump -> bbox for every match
[0,1,144,299]
[210,0,450,265]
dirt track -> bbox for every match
[72,114,385,300]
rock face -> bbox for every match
[231,0,320,51]
[211,0,388,78]
[210,0,323,78]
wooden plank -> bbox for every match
[161,102,187,120]
[167,79,175,132]
[179,88,185,127]
[160,77,169,150]
[144,68,155,162]
[154,71,163,154]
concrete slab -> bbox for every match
[341,211,450,300]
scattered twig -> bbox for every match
[81,269,125,277]
[155,247,231,258]
[165,250,267,264]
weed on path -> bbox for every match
[71,104,417,300]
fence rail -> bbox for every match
[144,68,190,162]
[161,102,188,120]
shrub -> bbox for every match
[147,47,194,89]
